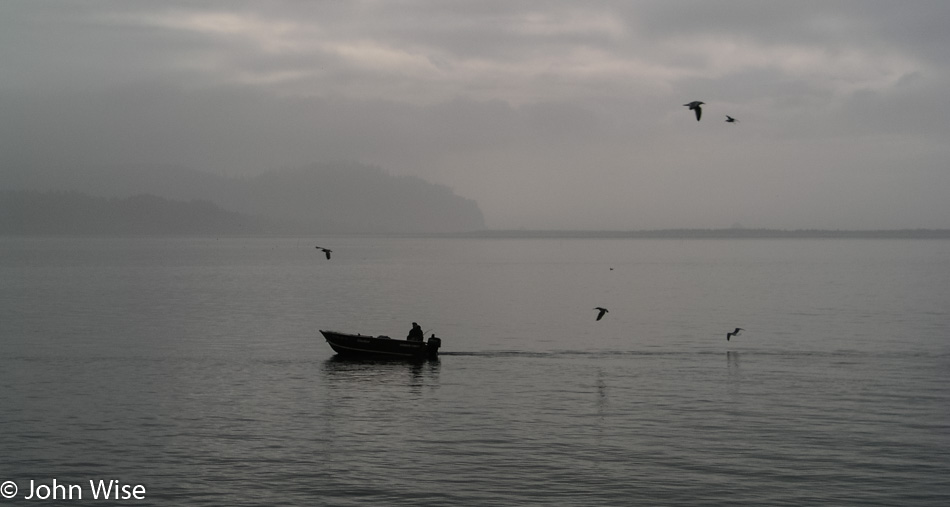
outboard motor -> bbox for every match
[426,335,442,359]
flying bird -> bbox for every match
[725,115,738,123]
[726,328,744,341]
[684,101,704,121]
[315,246,332,260]
[594,307,609,321]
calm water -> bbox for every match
[1,236,949,505]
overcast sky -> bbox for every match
[3,1,949,229]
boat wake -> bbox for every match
[439,349,945,359]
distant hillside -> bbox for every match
[1,162,485,233]
[0,191,284,235]
[228,163,485,233]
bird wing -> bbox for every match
[695,106,702,121]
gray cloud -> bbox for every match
[2,1,949,229]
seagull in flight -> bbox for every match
[725,115,738,123]
[594,307,609,321]
[726,328,744,341]
[684,101,704,121]
[315,246,332,260]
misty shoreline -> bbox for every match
[442,229,950,239]
[3,230,949,240]
[4,187,948,239]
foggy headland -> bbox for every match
[1,162,485,234]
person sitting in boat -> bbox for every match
[407,322,424,342]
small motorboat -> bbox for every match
[320,330,442,360]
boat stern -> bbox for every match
[426,336,442,359]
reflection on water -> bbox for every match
[321,355,441,388]
[727,350,740,369]
[318,356,443,459]
[726,351,742,386]
[595,368,608,417]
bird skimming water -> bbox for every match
[684,101,704,121]
[594,307,609,321]
[726,328,744,341]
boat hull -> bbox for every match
[320,330,441,360]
